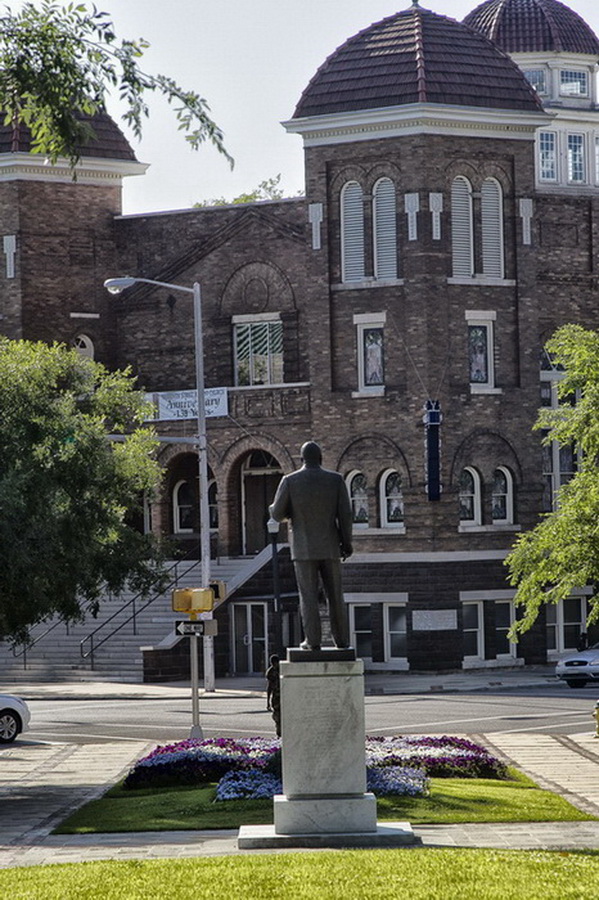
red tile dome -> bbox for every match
[293,3,543,119]
[464,0,599,55]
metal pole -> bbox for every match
[268,518,283,657]
[189,632,202,739]
[192,282,216,693]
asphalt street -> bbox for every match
[22,685,598,744]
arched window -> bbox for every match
[173,479,194,533]
[492,466,514,524]
[380,469,404,528]
[481,177,504,278]
[346,471,369,527]
[73,333,94,359]
[451,176,474,277]
[458,467,482,525]
[373,177,397,280]
[341,181,365,282]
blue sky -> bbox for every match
[14,1,599,213]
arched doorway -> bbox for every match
[167,452,218,555]
[241,450,282,554]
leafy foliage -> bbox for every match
[194,174,302,207]
[0,2,232,167]
[506,324,599,634]
[0,338,164,641]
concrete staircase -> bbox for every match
[0,551,272,684]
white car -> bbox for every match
[0,694,31,743]
[555,642,599,688]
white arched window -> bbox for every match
[346,470,369,527]
[341,181,365,282]
[380,469,404,528]
[173,479,194,533]
[459,467,482,526]
[373,177,397,280]
[481,177,504,278]
[451,176,474,277]
[492,466,514,525]
[73,333,94,359]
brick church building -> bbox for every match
[3,0,599,676]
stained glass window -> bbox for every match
[383,471,403,525]
[468,325,489,384]
[363,328,384,386]
[349,472,369,526]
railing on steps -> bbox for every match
[10,609,92,669]
[80,551,204,670]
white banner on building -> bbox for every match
[145,388,228,421]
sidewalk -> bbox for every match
[1,669,598,867]
[5,664,563,702]
[1,731,599,868]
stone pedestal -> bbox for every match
[275,657,376,834]
[238,650,419,849]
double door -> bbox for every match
[232,602,268,674]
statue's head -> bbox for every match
[300,441,322,466]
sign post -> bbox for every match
[172,587,220,738]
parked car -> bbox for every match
[555,642,599,688]
[0,694,31,743]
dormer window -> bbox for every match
[560,70,588,97]
[524,69,547,95]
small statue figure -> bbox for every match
[269,441,353,651]
[265,654,281,737]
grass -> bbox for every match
[55,769,594,835]
[4,849,599,899]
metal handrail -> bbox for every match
[11,613,81,666]
[80,553,202,669]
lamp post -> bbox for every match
[104,277,215,735]
[267,517,283,658]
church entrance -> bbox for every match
[241,450,282,554]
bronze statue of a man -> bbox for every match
[269,441,353,650]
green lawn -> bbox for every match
[4,849,599,900]
[55,769,593,835]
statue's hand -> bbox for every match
[341,544,353,560]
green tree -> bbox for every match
[0,339,165,642]
[194,174,302,207]
[507,324,599,636]
[0,1,232,168]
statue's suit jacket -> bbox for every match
[270,465,353,561]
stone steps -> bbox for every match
[0,554,269,683]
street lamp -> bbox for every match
[104,276,214,736]
[267,517,283,658]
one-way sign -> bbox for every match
[175,619,218,636]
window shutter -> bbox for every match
[373,178,397,279]
[481,178,504,278]
[451,176,473,277]
[341,181,365,282]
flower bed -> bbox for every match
[215,769,283,801]
[365,736,508,779]
[123,734,505,793]
[366,765,430,797]
[123,737,280,790]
